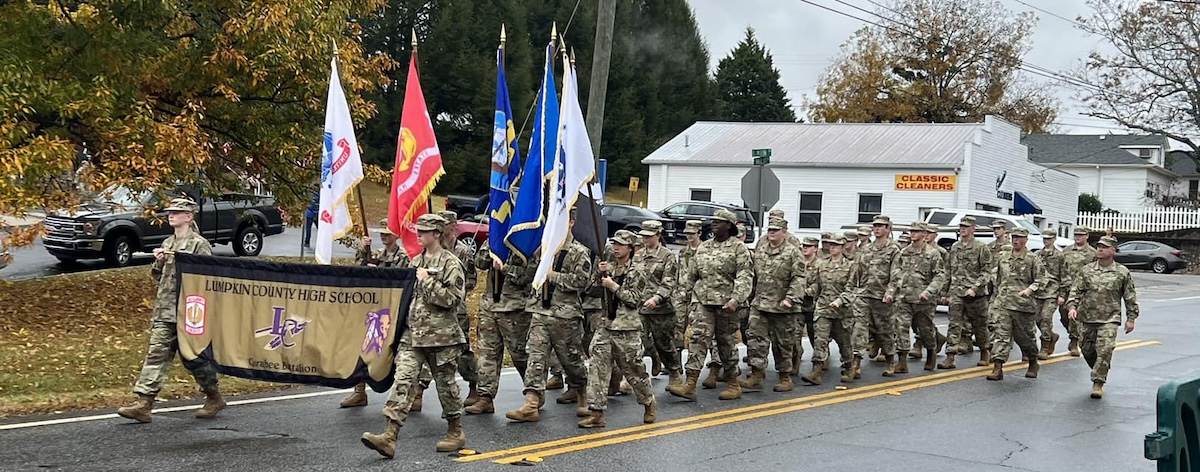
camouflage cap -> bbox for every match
[842,230,858,240]
[1041,228,1057,239]
[767,217,787,230]
[164,197,199,213]
[856,225,871,236]
[768,209,785,219]
[959,216,977,227]
[415,213,448,232]
[871,214,892,226]
[376,218,396,236]
[801,236,819,247]
[639,220,663,236]
[437,210,458,222]
[714,209,738,224]
[1010,227,1030,238]
[898,232,912,243]
[829,234,847,245]
[821,231,833,240]
[683,220,703,234]
[735,222,748,234]
[1097,235,1118,247]
[991,220,1008,229]
[610,229,638,246]
[1073,226,1089,235]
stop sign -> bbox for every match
[741,166,780,212]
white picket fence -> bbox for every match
[1078,209,1200,233]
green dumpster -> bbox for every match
[1146,374,1200,471]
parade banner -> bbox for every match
[174,254,416,392]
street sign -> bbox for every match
[628,177,639,193]
[752,148,772,166]
[741,166,780,212]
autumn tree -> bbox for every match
[0,1,393,247]
[807,0,1058,132]
[1076,0,1200,166]
[714,28,796,122]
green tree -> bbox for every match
[714,27,796,123]
[1079,193,1103,213]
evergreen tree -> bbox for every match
[715,28,796,122]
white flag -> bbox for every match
[315,57,365,265]
[534,56,595,289]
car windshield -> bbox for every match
[630,207,660,218]
[1014,219,1040,233]
[93,185,155,209]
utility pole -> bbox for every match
[585,0,616,164]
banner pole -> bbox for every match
[585,180,609,316]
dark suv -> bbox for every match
[658,201,757,244]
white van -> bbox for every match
[924,208,1072,250]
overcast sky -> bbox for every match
[689,0,1125,135]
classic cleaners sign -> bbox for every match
[894,174,956,191]
[174,254,416,392]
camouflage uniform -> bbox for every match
[441,211,479,385]
[587,232,655,414]
[1060,231,1098,353]
[807,240,854,371]
[1066,236,1138,388]
[906,236,949,353]
[473,248,533,400]
[520,240,592,396]
[1034,230,1065,353]
[635,222,680,378]
[987,230,1048,365]
[681,214,753,382]
[794,241,820,375]
[847,216,900,371]
[944,219,994,367]
[344,220,413,408]
[887,224,946,369]
[673,221,704,359]
[745,219,805,378]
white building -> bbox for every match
[1023,134,1176,213]
[642,115,1079,237]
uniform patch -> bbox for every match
[184,295,207,335]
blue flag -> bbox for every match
[505,41,559,262]
[488,47,522,263]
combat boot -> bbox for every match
[505,391,542,423]
[739,367,765,392]
[578,410,606,428]
[643,397,658,424]
[882,355,897,377]
[937,353,957,370]
[361,420,401,458]
[985,360,1004,381]
[195,391,226,419]
[667,371,699,401]
[701,367,719,389]
[895,354,909,374]
[575,388,589,417]
[923,349,937,371]
[116,394,155,423]
[908,344,922,359]
[464,395,494,415]
[774,372,795,392]
[464,382,480,407]
[976,348,990,367]
[718,379,742,400]
[340,383,368,408]
[1025,357,1040,379]
[668,370,682,387]
[801,362,824,386]
[1069,338,1082,357]
[848,356,863,382]
[435,417,466,452]
[410,387,424,412]
[1090,382,1104,399]
[867,342,880,359]
[556,387,579,404]
[546,373,565,390]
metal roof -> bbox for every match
[1022,134,1169,166]
[640,121,983,167]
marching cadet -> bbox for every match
[506,209,591,423]
[887,222,947,373]
[1059,226,1097,357]
[341,218,412,409]
[435,211,479,405]
[897,232,911,248]
[1066,236,1138,399]
[667,210,753,402]
[842,230,860,260]
[362,214,467,457]
[466,242,534,414]
[767,209,804,376]
[985,227,1048,381]
[907,227,949,361]
[1034,228,1065,360]
[804,234,856,385]
[585,244,629,396]
[673,220,713,388]
[117,197,224,423]
[741,216,805,392]
[793,236,820,377]
[635,220,681,385]
[819,232,834,259]
[848,215,901,376]
[856,226,872,248]
[580,230,658,428]
[988,220,1012,256]
[767,209,801,246]
[939,217,993,370]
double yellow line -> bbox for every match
[458,339,1160,464]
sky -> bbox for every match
[688,0,1127,135]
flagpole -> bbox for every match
[569,48,610,317]
[491,25,506,303]
[334,38,370,240]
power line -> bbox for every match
[1009,0,1091,32]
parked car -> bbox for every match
[447,195,485,219]
[601,204,672,238]
[924,207,1071,250]
[1114,240,1188,274]
[42,184,285,267]
[658,201,757,244]
[452,214,488,255]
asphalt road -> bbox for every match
[0,274,1196,471]
[0,227,357,281]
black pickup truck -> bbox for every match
[42,185,285,266]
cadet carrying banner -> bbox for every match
[174,254,416,392]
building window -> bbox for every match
[975,203,1001,212]
[1146,182,1161,199]
[857,194,882,223]
[690,189,711,202]
[1139,148,1152,159]
[798,192,822,229]
[1190,180,1198,200]
[1059,222,1072,238]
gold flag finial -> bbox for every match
[411,28,417,49]
[501,25,507,45]
[570,47,576,65]
[551,22,558,43]
[331,39,339,56]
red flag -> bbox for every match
[388,52,445,258]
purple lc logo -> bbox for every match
[254,307,310,350]
[361,308,392,355]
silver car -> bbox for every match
[1115,240,1188,274]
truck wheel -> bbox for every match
[105,235,134,267]
[1152,258,1168,274]
[457,235,478,255]
[234,225,263,257]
